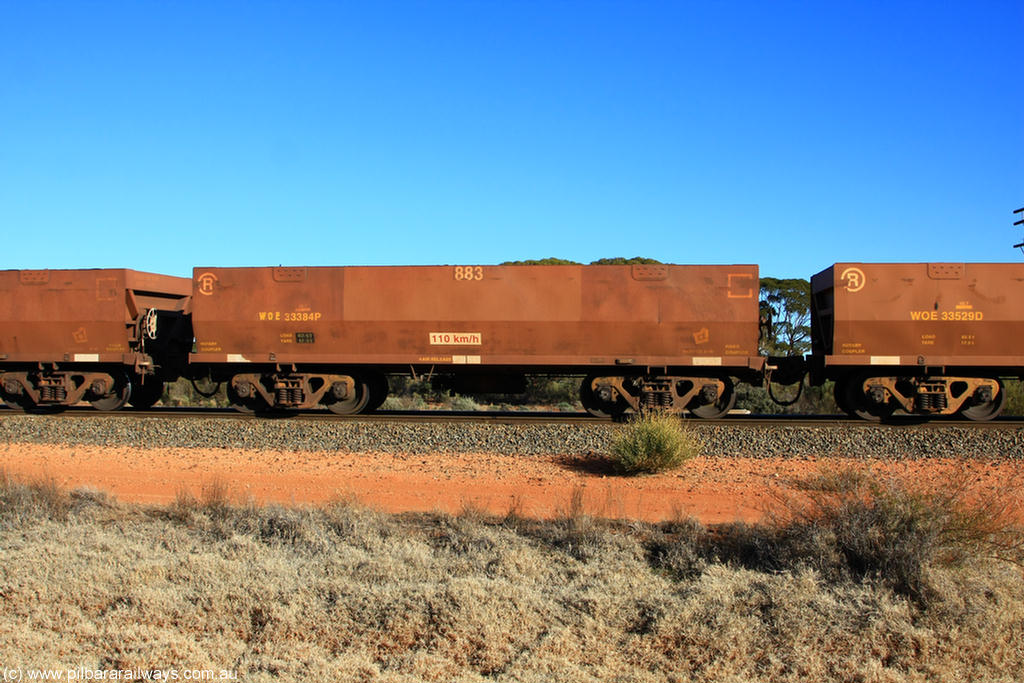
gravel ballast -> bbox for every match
[1,413,1022,459]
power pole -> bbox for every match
[1015,207,1024,253]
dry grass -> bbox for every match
[1,470,1023,682]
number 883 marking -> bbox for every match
[454,266,484,281]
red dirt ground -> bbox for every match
[2,443,1022,523]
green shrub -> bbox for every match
[1003,379,1024,417]
[449,395,480,411]
[608,412,703,475]
[161,377,230,408]
[523,376,581,406]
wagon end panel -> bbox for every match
[810,266,836,357]
[123,270,193,315]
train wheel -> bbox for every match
[129,376,165,409]
[689,377,736,419]
[89,372,131,411]
[579,376,628,419]
[364,373,390,412]
[327,377,371,415]
[841,375,894,422]
[833,379,852,416]
[959,379,1006,422]
[0,388,33,412]
[580,377,609,418]
[227,383,259,413]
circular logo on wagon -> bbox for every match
[197,272,219,295]
[840,267,866,293]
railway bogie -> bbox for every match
[835,373,1006,421]
[581,373,737,419]
[217,369,383,414]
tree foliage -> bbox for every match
[588,256,663,265]
[500,258,582,266]
[760,277,811,356]
[501,256,663,266]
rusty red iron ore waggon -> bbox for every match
[0,269,192,411]
[809,263,1024,420]
[189,264,763,418]
[0,262,1021,421]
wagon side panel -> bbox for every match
[190,264,762,370]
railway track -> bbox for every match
[2,404,1023,429]
[2,406,1021,461]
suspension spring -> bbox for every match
[276,387,305,406]
[915,390,947,412]
[41,385,67,402]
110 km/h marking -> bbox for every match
[430,332,482,345]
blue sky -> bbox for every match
[1,1,1021,279]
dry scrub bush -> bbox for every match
[0,468,71,523]
[703,466,1024,604]
[646,515,709,580]
[609,411,703,474]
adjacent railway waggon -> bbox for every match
[0,269,192,410]
[1,261,1021,421]
[809,262,1024,421]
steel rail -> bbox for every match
[2,405,1022,429]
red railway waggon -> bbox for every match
[810,263,1024,421]
[188,264,763,418]
[0,269,192,410]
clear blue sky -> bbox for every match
[2,1,1021,280]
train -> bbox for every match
[0,262,1020,421]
